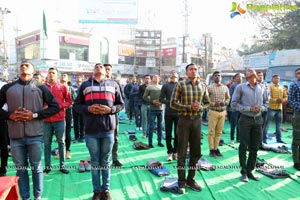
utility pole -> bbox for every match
[182,0,189,65]
[182,35,186,63]
[0,7,11,70]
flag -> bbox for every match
[43,10,48,38]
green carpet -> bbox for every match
[5,113,300,199]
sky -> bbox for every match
[1,0,260,50]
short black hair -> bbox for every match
[185,63,196,71]
[233,73,240,79]
[212,71,220,76]
[104,63,112,68]
[48,67,58,72]
[296,68,300,73]
[144,74,151,78]
[272,74,280,78]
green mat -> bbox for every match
[5,113,300,199]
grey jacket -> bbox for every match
[0,78,60,139]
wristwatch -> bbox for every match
[32,113,38,119]
[110,106,116,114]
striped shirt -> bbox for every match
[288,80,300,111]
[269,83,287,110]
[208,83,230,110]
[170,79,210,117]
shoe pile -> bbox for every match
[79,159,91,172]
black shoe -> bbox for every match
[92,191,102,200]
[158,143,164,147]
[148,144,154,148]
[43,168,51,175]
[209,150,216,157]
[60,168,69,174]
[294,163,300,171]
[240,174,249,182]
[103,190,112,200]
[186,180,202,192]
[113,160,123,167]
[215,149,223,157]
[247,173,260,181]
[178,183,186,194]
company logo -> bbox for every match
[230,2,298,18]
[230,2,246,18]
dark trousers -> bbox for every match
[230,111,240,141]
[177,116,201,185]
[292,111,300,164]
[165,114,179,154]
[112,115,119,162]
[134,105,142,127]
[72,108,84,140]
[0,120,8,173]
[238,114,262,175]
[65,109,72,151]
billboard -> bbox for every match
[78,0,138,24]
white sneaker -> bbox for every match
[136,127,139,131]
[230,140,234,145]
[167,154,173,161]
[139,127,143,131]
[172,153,178,160]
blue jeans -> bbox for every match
[85,133,114,192]
[148,110,163,145]
[43,121,66,168]
[141,104,150,136]
[263,109,282,143]
[10,136,43,199]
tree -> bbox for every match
[237,0,300,55]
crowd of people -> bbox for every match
[0,62,300,199]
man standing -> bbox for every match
[139,75,151,138]
[263,74,287,144]
[43,67,72,174]
[60,73,77,159]
[72,75,85,142]
[74,63,124,200]
[231,69,268,182]
[229,73,243,145]
[159,70,179,161]
[104,63,124,167]
[143,75,164,148]
[170,63,210,194]
[0,81,8,177]
[0,61,59,200]
[288,68,300,171]
[256,71,270,145]
[207,71,230,157]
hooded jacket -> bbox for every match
[73,77,124,134]
[0,78,60,139]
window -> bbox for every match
[59,43,88,61]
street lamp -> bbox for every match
[0,7,11,69]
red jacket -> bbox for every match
[44,82,72,122]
